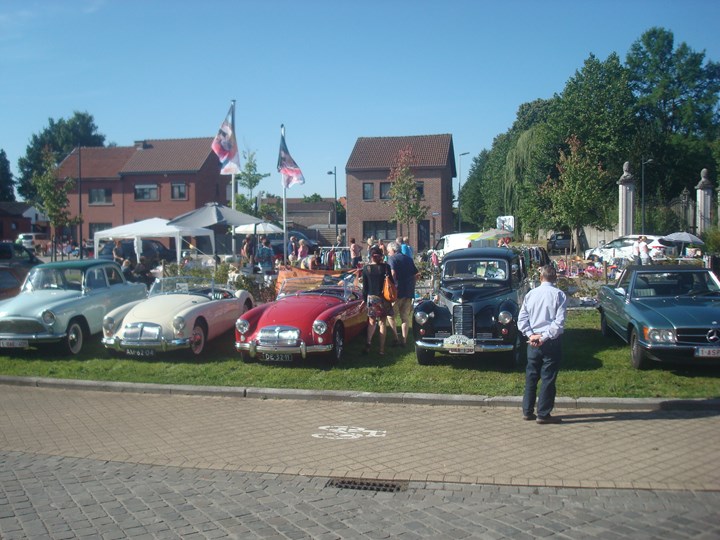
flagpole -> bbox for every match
[281,125,288,264]
[230,100,237,257]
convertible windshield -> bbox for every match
[23,267,83,292]
[149,276,217,297]
[633,270,720,297]
[443,259,508,281]
[279,276,356,299]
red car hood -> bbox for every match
[255,295,342,328]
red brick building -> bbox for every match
[56,138,225,242]
[345,134,456,252]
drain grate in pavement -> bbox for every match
[326,477,408,492]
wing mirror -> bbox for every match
[614,287,626,296]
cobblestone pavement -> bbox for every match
[1,384,719,538]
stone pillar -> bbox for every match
[695,168,714,235]
[617,161,635,236]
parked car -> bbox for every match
[266,231,318,259]
[413,247,532,367]
[102,276,254,357]
[97,238,174,266]
[584,235,674,262]
[597,264,720,369]
[546,232,573,254]
[234,276,366,365]
[0,242,41,300]
[16,232,48,252]
[0,260,147,355]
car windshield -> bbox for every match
[23,267,83,292]
[633,270,720,297]
[149,276,219,298]
[443,259,508,281]
[278,276,356,300]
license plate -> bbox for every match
[125,348,155,357]
[443,334,474,354]
[262,353,293,362]
[696,347,720,358]
[0,339,28,348]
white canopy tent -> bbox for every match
[93,217,215,265]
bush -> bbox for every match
[702,227,720,255]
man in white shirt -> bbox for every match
[638,236,650,265]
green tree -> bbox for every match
[235,150,269,198]
[302,193,324,203]
[543,136,614,253]
[17,112,105,203]
[386,146,428,236]
[31,148,78,259]
[0,149,15,202]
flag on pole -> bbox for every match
[211,104,241,175]
[277,124,305,188]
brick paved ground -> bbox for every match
[1,384,719,538]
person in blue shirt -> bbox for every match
[517,265,568,424]
[387,241,419,346]
[400,236,413,259]
[256,238,274,274]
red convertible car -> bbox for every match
[235,276,366,364]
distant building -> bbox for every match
[55,138,226,243]
[0,202,34,241]
[345,134,455,252]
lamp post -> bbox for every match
[457,152,469,232]
[77,146,83,259]
[327,167,338,239]
[681,187,689,232]
[641,157,653,235]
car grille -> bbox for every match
[123,323,162,341]
[0,319,45,334]
[258,326,301,346]
[676,328,720,345]
[452,305,474,338]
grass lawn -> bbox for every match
[0,310,718,399]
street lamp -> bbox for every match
[681,187,689,232]
[76,146,83,260]
[327,167,338,239]
[457,152,469,232]
[641,157,653,235]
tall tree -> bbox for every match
[302,193,324,203]
[17,111,105,203]
[235,150,269,199]
[31,148,78,258]
[0,149,15,202]
[386,146,428,237]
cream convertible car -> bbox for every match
[102,276,254,357]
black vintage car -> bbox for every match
[413,247,542,367]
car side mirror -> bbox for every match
[614,287,626,296]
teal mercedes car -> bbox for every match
[597,264,720,369]
[0,259,147,355]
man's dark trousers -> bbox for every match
[523,338,562,418]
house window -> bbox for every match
[380,182,392,200]
[89,223,112,238]
[362,183,374,200]
[134,184,159,201]
[363,221,395,241]
[171,182,187,200]
[416,181,425,199]
[89,188,112,205]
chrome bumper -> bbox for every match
[0,332,66,347]
[415,338,513,354]
[102,336,192,352]
[235,340,333,359]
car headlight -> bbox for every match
[172,316,186,332]
[102,316,115,335]
[414,311,434,325]
[497,311,513,325]
[645,327,676,343]
[312,320,328,335]
[236,318,250,334]
[41,310,55,325]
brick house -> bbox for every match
[345,134,456,252]
[56,138,225,243]
[0,202,33,241]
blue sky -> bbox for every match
[1,0,719,201]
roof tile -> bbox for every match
[346,134,455,172]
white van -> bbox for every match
[16,233,48,251]
[429,233,492,262]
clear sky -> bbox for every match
[1,0,719,202]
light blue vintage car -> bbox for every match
[0,259,147,355]
[597,264,720,369]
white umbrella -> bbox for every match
[661,231,704,256]
[235,222,283,234]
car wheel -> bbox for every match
[416,347,435,365]
[500,332,524,371]
[189,321,207,356]
[327,325,344,366]
[600,311,612,338]
[630,328,648,370]
[62,318,85,356]
[243,299,253,314]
